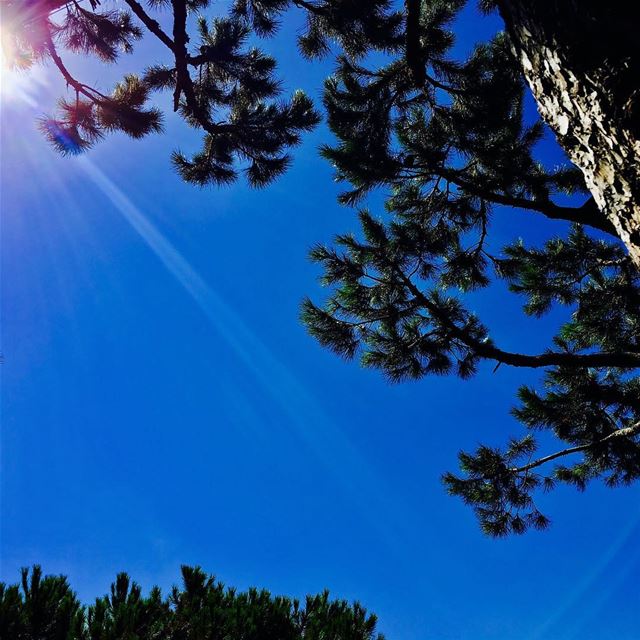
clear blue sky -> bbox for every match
[1,4,639,639]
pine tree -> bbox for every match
[0,566,384,640]
[4,0,640,535]
[297,0,640,535]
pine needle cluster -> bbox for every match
[3,0,321,185]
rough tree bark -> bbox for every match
[496,1,640,268]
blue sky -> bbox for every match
[2,4,640,639]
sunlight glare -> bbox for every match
[0,27,47,107]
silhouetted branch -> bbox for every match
[394,267,640,369]
[405,0,425,88]
[44,32,107,103]
[511,420,640,474]
[429,167,619,238]
[122,0,175,51]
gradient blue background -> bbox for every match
[2,4,639,639]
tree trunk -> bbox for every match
[496,1,640,268]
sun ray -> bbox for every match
[0,42,48,108]
[76,156,420,553]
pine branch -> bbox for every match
[171,0,193,112]
[427,167,619,238]
[473,340,640,369]
[405,0,425,88]
[394,266,640,369]
[44,31,107,104]
[167,0,225,134]
[424,71,467,95]
[511,420,640,474]
[122,0,175,51]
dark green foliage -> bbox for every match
[443,435,551,537]
[0,566,384,640]
[0,566,85,640]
